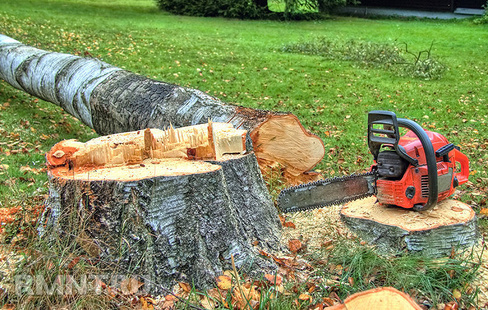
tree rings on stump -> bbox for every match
[42,123,281,292]
[341,197,477,257]
[328,287,422,310]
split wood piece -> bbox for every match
[341,197,477,257]
[45,122,246,170]
[42,129,282,292]
[0,34,324,182]
[327,287,422,310]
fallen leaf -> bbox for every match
[120,277,144,295]
[322,297,335,306]
[200,295,216,310]
[480,208,488,216]
[288,239,303,253]
[445,301,459,310]
[216,275,232,290]
[283,221,296,229]
[264,274,282,286]
[67,256,81,269]
[452,288,462,300]
[179,281,191,293]
[206,288,228,307]
[139,296,154,310]
[299,293,312,302]
[233,284,261,309]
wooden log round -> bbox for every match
[327,287,422,310]
[41,127,281,292]
[340,197,477,257]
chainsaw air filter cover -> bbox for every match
[376,150,408,179]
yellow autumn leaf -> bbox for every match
[216,275,232,290]
[453,288,462,300]
[200,296,216,310]
[298,293,312,302]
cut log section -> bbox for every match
[0,34,325,182]
[42,123,281,292]
[341,197,477,257]
[327,287,422,310]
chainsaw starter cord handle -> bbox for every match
[397,118,438,211]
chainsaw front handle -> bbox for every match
[396,118,438,212]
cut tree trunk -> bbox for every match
[327,287,422,310]
[341,197,477,257]
[41,123,281,292]
[0,34,324,182]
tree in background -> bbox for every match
[156,0,356,19]
[156,0,269,19]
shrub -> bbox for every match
[156,0,269,19]
[473,1,488,24]
[156,0,356,20]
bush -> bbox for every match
[156,0,269,19]
[156,0,356,20]
[473,1,488,24]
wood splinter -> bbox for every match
[46,120,247,173]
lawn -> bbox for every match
[0,0,487,308]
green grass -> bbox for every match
[1,0,487,308]
[314,240,482,308]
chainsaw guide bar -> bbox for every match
[278,172,377,213]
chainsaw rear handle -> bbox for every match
[453,148,470,186]
[368,111,438,211]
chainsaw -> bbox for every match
[278,110,470,213]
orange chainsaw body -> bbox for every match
[375,130,470,209]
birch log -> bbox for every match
[42,124,281,292]
[0,34,324,181]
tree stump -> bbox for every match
[41,123,281,292]
[340,197,477,257]
[327,287,422,310]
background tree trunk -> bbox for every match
[0,34,324,182]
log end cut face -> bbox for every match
[250,114,325,177]
[336,287,422,310]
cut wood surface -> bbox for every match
[42,123,282,292]
[341,197,477,257]
[0,34,324,182]
[326,287,422,310]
